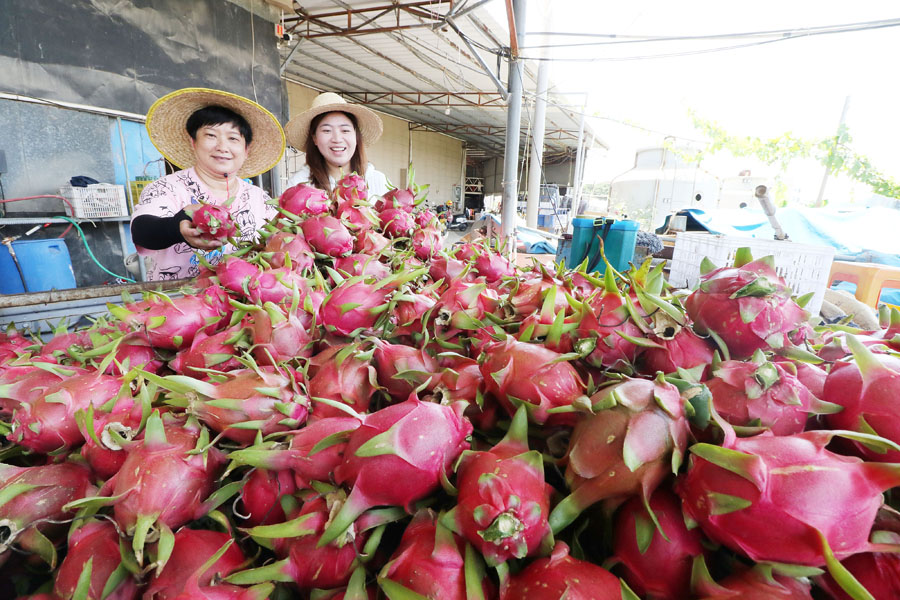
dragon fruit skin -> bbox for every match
[823,335,900,462]
[428,255,474,289]
[677,428,900,567]
[692,558,813,600]
[169,324,246,377]
[371,338,439,402]
[192,204,238,240]
[0,462,96,568]
[263,231,315,273]
[390,291,437,340]
[237,468,297,527]
[53,520,139,600]
[246,267,307,306]
[228,416,361,490]
[611,488,705,600]
[321,396,472,546]
[575,289,644,371]
[706,353,825,436]
[685,253,810,359]
[8,371,124,454]
[379,207,416,238]
[110,289,231,350]
[474,250,514,283]
[641,324,715,378]
[335,172,369,203]
[499,541,623,600]
[333,254,391,281]
[245,301,314,365]
[301,214,354,257]
[354,229,391,254]
[0,363,82,415]
[147,366,309,445]
[306,344,378,421]
[143,529,246,600]
[105,413,227,564]
[378,187,415,212]
[319,279,391,337]
[446,407,552,566]
[479,337,589,426]
[378,510,495,600]
[550,376,688,534]
[412,226,443,260]
[77,393,145,480]
[279,183,332,218]
[215,256,260,296]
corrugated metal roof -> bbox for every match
[278,1,604,160]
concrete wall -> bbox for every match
[284,81,464,206]
[477,156,575,196]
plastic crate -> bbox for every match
[129,178,156,209]
[668,232,835,315]
[59,184,129,219]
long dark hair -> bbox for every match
[304,111,367,191]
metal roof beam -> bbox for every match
[340,92,506,108]
[445,16,508,100]
[284,1,449,23]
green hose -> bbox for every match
[59,216,136,283]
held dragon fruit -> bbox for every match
[192,204,238,240]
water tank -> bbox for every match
[608,147,720,229]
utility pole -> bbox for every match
[500,0,527,248]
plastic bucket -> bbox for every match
[599,220,640,274]
[0,239,77,294]
[569,217,598,267]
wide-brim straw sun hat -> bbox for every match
[284,92,383,150]
[146,87,286,178]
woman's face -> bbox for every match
[190,122,249,178]
[312,112,357,170]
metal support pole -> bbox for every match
[500,0,526,246]
[526,59,550,229]
[570,107,586,216]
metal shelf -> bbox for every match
[0,216,131,225]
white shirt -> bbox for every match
[286,162,389,198]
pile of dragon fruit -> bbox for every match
[1,170,899,600]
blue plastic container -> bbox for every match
[569,217,598,266]
[0,239,77,294]
[601,220,640,274]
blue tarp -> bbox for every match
[682,206,900,304]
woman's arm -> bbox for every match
[131,209,191,250]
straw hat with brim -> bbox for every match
[146,87,286,178]
[284,92,383,150]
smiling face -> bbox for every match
[190,122,249,179]
[312,112,358,173]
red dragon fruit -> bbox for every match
[371,338,439,402]
[236,468,297,527]
[33,328,93,363]
[169,324,247,376]
[505,268,568,317]
[444,406,553,566]
[775,356,827,399]
[474,249,514,283]
[8,370,125,454]
[143,529,251,600]
[412,226,443,259]
[214,256,260,296]
[246,266,307,305]
[0,363,86,416]
[318,275,393,337]
[824,334,900,462]
[336,199,379,233]
[229,490,396,592]
[499,541,625,599]
[306,343,378,420]
[574,271,645,371]
[706,350,837,436]
[550,375,688,534]
[379,207,416,238]
[390,290,438,340]
[301,214,354,257]
[279,183,331,218]
[432,280,501,341]
[378,187,416,212]
[192,203,238,240]
[378,509,495,600]
[77,330,163,376]
[692,557,813,599]
[354,229,391,254]
[52,520,140,600]
[228,416,362,490]
[0,462,96,568]
[685,249,811,359]
[334,172,369,204]
[333,254,391,280]
[72,412,228,567]
[319,395,472,546]
[479,336,589,426]
[611,487,705,600]
[414,208,439,228]
[262,231,315,273]
[639,315,715,378]
[76,390,147,479]
[0,326,28,364]
[676,424,900,577]
[243,301,314,365]
[428,255,474,289]
[144,365,309,445]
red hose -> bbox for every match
[0,194,82,238]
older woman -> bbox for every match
[131,87,285,281]
[284,92,387,195]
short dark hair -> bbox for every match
[186,105,253,145]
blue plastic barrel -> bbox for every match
[600,220,640,274]
[0,239,77,294]
[569,217,597,266]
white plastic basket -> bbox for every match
[668,232,835,315]
[59,184,129,219]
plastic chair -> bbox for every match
[827,261,900,308]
